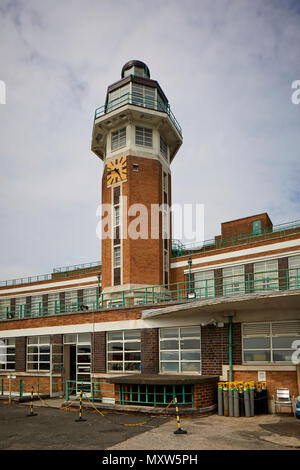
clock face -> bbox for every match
[106,157,127,186]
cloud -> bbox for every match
[0,0,299,279]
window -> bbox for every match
[243,321,300,363]
[114,205,120,227]
[107,84,130,112]
[124,66,145,78]
[114,246,121,268]
[65,290,78,312]
[82,287,98,310]
[160,136,168,160]
[15,296,26,317]
[0,338,15,370]
[194,270,215,298]
[0,298,10,319]
[27,336,50,371]
[31,294,43,316]
[107,330,141,372]
[132,84,155,109]
[47,292,60,314]
[223,265,245,295]
[160,327,201,373]
[111,127,126,151]
[288,255,300,289]
[254,259,278,291]
[135,126,152,147]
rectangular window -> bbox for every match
[0,298,10,319]
[194,270,215,298]
[27,336,50,371]
[82,287,98,310]
[243,321,300,363]
[132,84,156,109]
[114,205,120,227]
[0,338,16,370]
[65,290,78,312]
[31,294,43,316]
[114,246,121,268]
[223,265,245,295]
[160,327,201,373]
[15,296,26,317]
[111,127,126,151]
[107,330,141,372]
[288,255,300,289]
[254,259,278,292]
[160,136,168,159]
[47,292,60,314]
[107,84,130,111]
[135,126,152,147]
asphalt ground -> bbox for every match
[0,402,168,450]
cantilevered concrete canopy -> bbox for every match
[142,289,300,323]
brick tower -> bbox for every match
[91,60,182,301]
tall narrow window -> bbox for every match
[160,136,168,160]
[0,338,16,370]
[111,127,126,151]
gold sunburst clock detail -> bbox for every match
[106,157,127,186]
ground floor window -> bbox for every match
[159,326,201,373]
[243,321,300,363]
[0,338,15,370]
[107,330,141,372]
[27,335,50,371]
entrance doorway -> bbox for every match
[64,333,92,397]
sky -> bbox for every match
[0,0,299,281]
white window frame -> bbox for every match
[223,265,245,296]
[107,330,141,373]
[159,326,201,374]
[27,336,51,371]
[288,255,300,290]
[194,270,215,298]
[135,126,153,148]
[160,136,168,160]
[242,321,300,364]
[111,127,126,152]
[253,259,278,291]
[0,338,16,371]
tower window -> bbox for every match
[111,127,126,151]
[114,246,121,268]
[160,137,168,160]
[135,126,152,147]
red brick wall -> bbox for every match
[193,381,218,409]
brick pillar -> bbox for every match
[278,257,288,290]
[141,328,159,374]
[42,294,48,314]
[26,296,31,316]
[214,268,223,296]
[15,337,26,372]
[59,292,65,312]
[245,263,254,293]
[92,332,106,373]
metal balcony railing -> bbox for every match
[94,92,182,137]
[1,268,299,322]
[172,219,300,257]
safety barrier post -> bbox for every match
[173,396,187,435]
[27,386,37,417]
[75,390,86,422]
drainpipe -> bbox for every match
[188,258,192,293]
[229,315,233,382]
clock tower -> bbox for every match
[91,61,182,302]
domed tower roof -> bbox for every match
[121,60,150,79]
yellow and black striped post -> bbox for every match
[173,396,187,435]
[75,389,86,422]
[27,386,37,417]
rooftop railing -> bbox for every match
[0,261,101,288]
[94,92,182,137]
[172,219,300,257]
[1,267,299,322]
